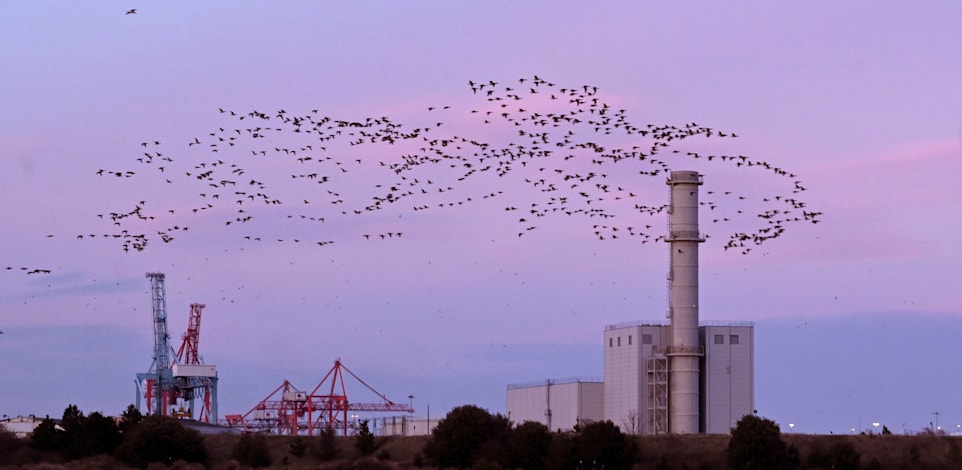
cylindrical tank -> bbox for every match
[666,171,704,434]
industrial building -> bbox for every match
[377,416,439,436]
[0,415,46,439]
[603,321,753,434]
[506,378,604,432]
[507,171,755,434]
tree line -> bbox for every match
[3,403,960,469]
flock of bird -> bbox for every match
[8,76,821,275]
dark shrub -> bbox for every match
[828,440,860,470]
[576,420,635,470]
[288,435,307,457]
[232,433,272,468]
[355,419,376,456]
[543,432,577,470]
[424,404,511,469]
[727,414,796,470]
[80,411,122,457]
[0,427,28,466]
[29,417,63,452]
[315,426,339,461]
[509,421,552,470]
[114,415,207,468]
[118,404,143,435]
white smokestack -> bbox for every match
[666,171,704,434]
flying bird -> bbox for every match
[87,76,818,256]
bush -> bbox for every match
[315,426,339,461]
[424,404,511,469]
[114,415,207,468]
[288,435,307,457]
[355,419,376,456]
[27,405,120,460]
[508,421,552,470]
[79,411,122,457]
[543,433,577,470]
[0,427,31,466]
[118,404,144,435]
[827,440,860,470]
[727,414,797,470]
[29,417,63,452]
[232,433,272,468]
[575,420,635,470]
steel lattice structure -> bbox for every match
[223,359,412,435]
[136,274,218,423]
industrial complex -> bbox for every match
[3,170,752,438]
[507,171,755,434]
[136,170,753,436]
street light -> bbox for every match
[788,423,795,434]
[872,422,880,435]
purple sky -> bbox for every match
[2,2,961,435]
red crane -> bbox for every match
[175,303,204,365]
[224,359,413,435]
[224,380,308,435]
[170,303,217,423]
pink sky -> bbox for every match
[2,2,962,434]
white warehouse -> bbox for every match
[505,378,604,432]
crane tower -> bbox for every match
[136,272,174,416]
[172,303,219,422]
[135,273,219,421]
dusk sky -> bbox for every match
[2,2,961,435]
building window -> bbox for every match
[628,335,632,345]
[714,334,724,345]
[730,334,740,345]
[642,334,652,345]
[617,337,621,347]
[609,338,613,348]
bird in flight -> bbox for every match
[125,9,137,15]
[88,75,819,257]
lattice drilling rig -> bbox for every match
[135,272,219,422]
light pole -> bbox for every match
[788,423,795,434]
[872,422,880,435]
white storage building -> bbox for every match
[506,378,604,432]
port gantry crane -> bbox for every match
[135,273,218,422]
[136,273,173,417]
[224,359,413,435]
[171,303,218,422]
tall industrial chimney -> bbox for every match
[666,171,704,434]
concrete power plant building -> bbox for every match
[507,171,754,434]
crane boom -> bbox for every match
[176,303,205,365]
